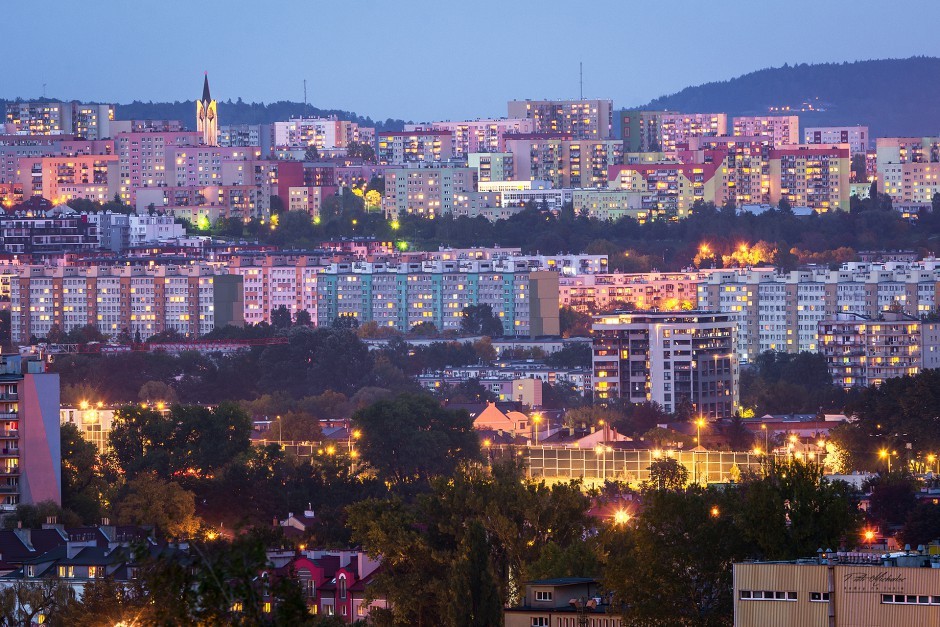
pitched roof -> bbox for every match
[202,73,212,103]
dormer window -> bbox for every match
[338,574,347,600]
[535,590,553,602]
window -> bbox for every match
[532,619,550,627]
[338,575,347,600]
[882,594,940,605]
[810,592,830,602]
[535,590,553,602]
[739,590,797,601]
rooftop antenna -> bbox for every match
[579,62,583,100]
[303,79,308,117]
[42,83,46,99]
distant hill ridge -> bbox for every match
[631,56,940,138]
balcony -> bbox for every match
[0,449,20,457]
[0,485,18,493]
[0,430,17,439]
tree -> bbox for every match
[114,473,200,539]
[0,580,74,626]
[902,502,940,547]
[270,194,286,215]
[61,423,106,524]
[353,393,480,486]
[449,521,503,627]
[304,145,320,161]
[408,321,439,338]
[269,411,322,443]
[138,380,179,405]
[294,309,312,326]
[645,458,689,491]
[868,474,919,529]
[271,305,293,330]
[460,304,504,337]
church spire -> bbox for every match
[196,73,218,146]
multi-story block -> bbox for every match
[657,113,728,153]
[0,354,61,510]
[876,137,940,204]
[15,154,119,203]
[287,186,338,217]
[560,271,711,312]
[571,189,645,221]
[381,167,476,218]
[732,115,800,147]
[818,312,940,389]
[504,135,623,188]
[314,260,559,337]
[110,120,183,134]
[592,311,738,418]
[87,213,186,251]
[5,102,114,139]
[690,136,774,206]
[407,119,534,157]
[468,152,514,182]
[228,254,322,326]
[507,100,613,139]
[271,117,366,151]
[115,131,202,203]
[219,124,272,154]
[607,157,729,220]
[376,130,455,165]
[60,405,115,455]
[769,146,850,212]
[804,125,869,155]
[0,216,99,254]
[505,578,619,627]
[697,261,940,362]
[9,265,243,343]
[621,110,675,152]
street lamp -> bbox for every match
[761,423,768,452]
[863,529,876,549]
[695,418,706,449]
[879,449,892,473]
[532,413,543,445]
[928,453,938,475]
[613,508,630,525]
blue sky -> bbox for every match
[3,0,940,122]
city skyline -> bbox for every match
[2,0,940,121]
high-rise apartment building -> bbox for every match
[9,265,244,343]
[768,146,850,212]
[696,262,940,362]
[732,116,800,147]
[592,311,738,418]
[504,136,623,188]
[657,113,728,153]
[376,131,456,165]
[508,100,613,139]
[5,102,114,139]
[560,271,713,312]
[468,152,514,182]
[0,354,61,510]
[876,137,940,205]
[607,158,729,220]
[381,167,476,218]
[804,126,869,155]
[407,119,534,158]
[314,260,559,337]
[621,110,675,152]
[818,312,940,389]
[15,154,120,203]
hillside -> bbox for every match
[631,57,940,138]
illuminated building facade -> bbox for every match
[768,146,850,212]
[804,125,869,155]
[381,167,476,218]
[196,74,218,147]
[407,119,534,158]
[377,131,455,165]
[507,100,613,139]
[732,116,800,147]
[592,311,738,418]
[657,113,728,153]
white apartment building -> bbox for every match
[804,126,869,155]
[697,261,940,362]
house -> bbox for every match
[472,402,531,435]
[504,577,621,627]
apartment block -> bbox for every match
[228,254,322,326]
[9,265,244,343]
[468,152,514,182]
[15,154,119,203]
[732,116,800,147]
[381,167,476,218]
[407,119,534,157]
[560,271,711,312]
[60,406,115,455]
[115,131,202,203]
[5,102,114,140]
[0,354,61,510]
[818,312,940,389]
[376,131,455,165]
[271,117,367,150]
[804,125,869,154]
[876,137,940,204]
[287,186,338,217]
[504,135,623,188]
[570,189,644,221]
[592,311,738,418]
[658,113,728,153]
[607,157,729,220]
[691,137,774,206]
[314,260,559,337]
[696,261,940,362]
[768,146,850,212]
[0,216,99,255]
[621,110,675,152]
[507,100,613,139]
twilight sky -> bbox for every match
[3,0,940,122]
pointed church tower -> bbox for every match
[196,73,218,146]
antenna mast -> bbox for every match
[303,80,308,117]
[579,62,583,100]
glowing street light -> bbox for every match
[613,509,631,525]
[879,449,893,473]
[928,453,938,475]
[710,506,720,518]
[695,418,706,449]
[532,413,543,445]
[761,423,768,452]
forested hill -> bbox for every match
[631,57,940,138]
[0,97,408,132]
